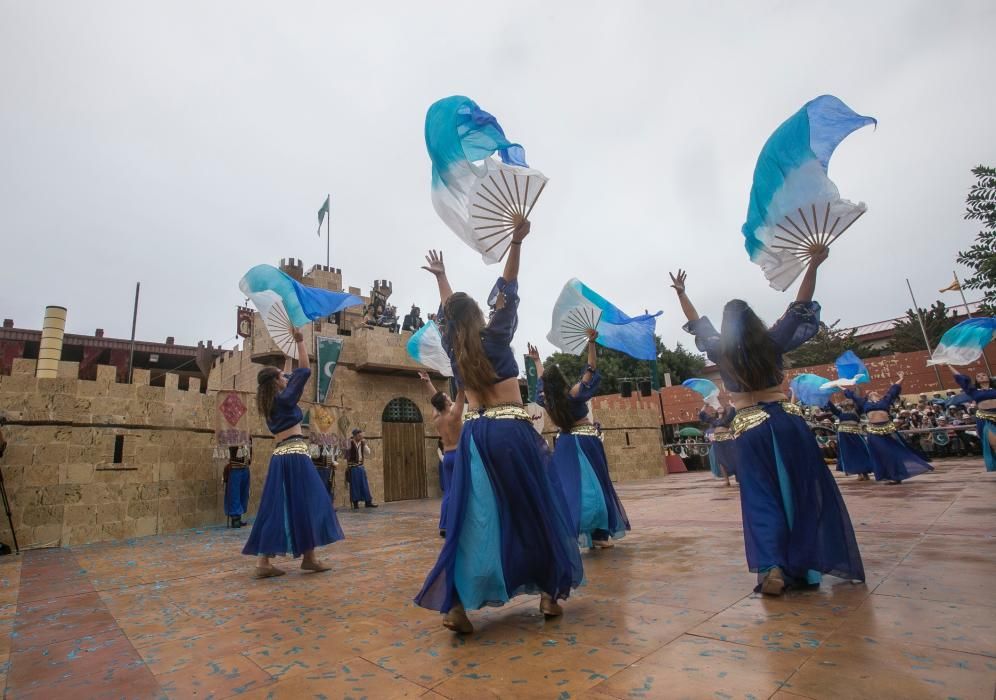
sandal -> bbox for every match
[540,593,563,617]
[301,560,332,573]
[760,567,785,596]
[254,565,286,579]
[443,604,473,634]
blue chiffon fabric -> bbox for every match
[549,433,630,547]
[242,444,345,558]
[835,433,875,476]
[734,403,865,588]
[953,373,996,472]
[709,440,738,479]
[846,385,932,482]
[348,465,374,504]
[414,416,584,613]
[438,450,456,531]
[225,467,250,517]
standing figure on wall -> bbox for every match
[223,446,251,528]
[346,429,378,509]
[529,331,631,550]
[419,370,466,538]
[243,328,344,578]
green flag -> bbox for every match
[523,355,538,402]
[315,335,343,403]
[317,195,330,235]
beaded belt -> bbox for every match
[273,438,309,456]
[731,402,804,438]
[568,424,601,437]
[977,409,996,422]
[837,423,865,435]
[865,422,897,436]
[464,404,531,422]
[712,430,735,442]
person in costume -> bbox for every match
[948,367,996,471]
[419,370,466,538]
[345,429,378,509]
[823,399,874,480]
[414,220,583,634]
[223,446,251,528]
[242,329,343,578]
[700,402,737,487]
[844,373,932,484]
[529,330,631,550]
[670,246,864,596]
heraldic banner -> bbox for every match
[316,336,344,403]
[215,391,251,454]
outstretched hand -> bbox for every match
[586,328,599,343]
[896,371,905,383]
[417,370,431,383]
[526,343,541,363]
[669,270,687,295]
[421,250,446,277]
[807,244,829,267]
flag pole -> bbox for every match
[127,282,140,383]
[326,194,331,268]
[954,270,993,375]
[905,278,944,390]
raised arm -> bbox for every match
[450,387,466,417]
[824,401,842,418]
[293,329,309,368]
[421,250,453,305]
[501,219,531,284]
[526,343,544,379]
[581,329,598,384]
[795,244,828,303]
[417,370,437,398]
[669,270,700,323]
[947,365,975,395]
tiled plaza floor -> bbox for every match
[1,457,994,699]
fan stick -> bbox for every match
[781,214,817,249]
[471,213,509,223]
[513,173,524,218]
[474,222,518,232]
[483,232,513,254]
[499,170,522,219]
[797,207,814,239]
[477,186,517,220]
[479,227,515,243]
[486,175,517,215]
[522,180,547,221]
[472,201,514,221]
[825,209,865,247]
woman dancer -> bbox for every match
[823,398,874,480]
[845,373,932,484]
[414,221,583,634]
[528,330,630,549]
[949,367,996,471]
[701,402,737,487]
[243,329,344,578]
[670,247,864,595]
[419,371,466,537]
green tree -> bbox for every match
[785,322,880,368]
[542,337,705,396]
[886,301,959,353]
[956,165,996,314]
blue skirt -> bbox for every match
[709,439,737,478]
[836,432,875,476]
[225,466,250,517]
[438,450,456,531]
[414,416,584,613]
[549,433,630,547]
[865,430,933,482]
[347,465,373,504]
[978,418,995,472]
[734,403,864,588]
[242,447,345,558]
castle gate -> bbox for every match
[381,397,427,502]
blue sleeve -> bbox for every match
[682,316,721,364]
[884,383,901,406]
[953,373,975,396]
[698,410,715,426]
[824,402,842,417]
[484,277,519,344]
[279,367,311,405]
[768,301,821,353]
[844,389,866,413]
[574,369,601,402]
[535,377,546,408]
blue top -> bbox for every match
[537,368,601,421]
[954,373,996,402]
[439,277,520,389]
[845,384,900,417]
[683,301,821,393]
[824,402,860,422]
[266,367,310,434]
[699,406,736,428]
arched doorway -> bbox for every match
[381,397,427,502]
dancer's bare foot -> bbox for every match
[301,559,331,572]
[592,539,614,549]
[443,604,473,634]
[254,565,286,579]
[760,567,785,596]
[540,593,563,617]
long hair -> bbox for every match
[719,300,782,392]
[541,365,576,432]
[256,367,281,420]
[444,293,496,394]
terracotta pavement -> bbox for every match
[1,458,994,699]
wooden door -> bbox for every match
[382,421,427,502]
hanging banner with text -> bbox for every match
[316,336,344,403]
[523,355,538,403]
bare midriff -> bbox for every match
[729,388,788,411]
[838,420,859,427]
[713,426,731,436]
[273,425,303,443]
[866,410,891,425]
[978,399,996,411]
[465,377,524,412]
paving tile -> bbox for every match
[234,657,426,699]
[155,652,275,699]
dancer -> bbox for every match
[528,330,631,550]
[670,246,864,595]
[845,373,932,484]
[414,221,583,634]
[823,399,874,480]
[700,402,737,487]
[418,370,466,537]
[223,446,251,528]
[949,367,996,471]
[243,329,343,578]
[345,429,378,509]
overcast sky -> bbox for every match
[1,1,993,361]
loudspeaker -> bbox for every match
[620,381,633,398]
[638,379,652,397]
